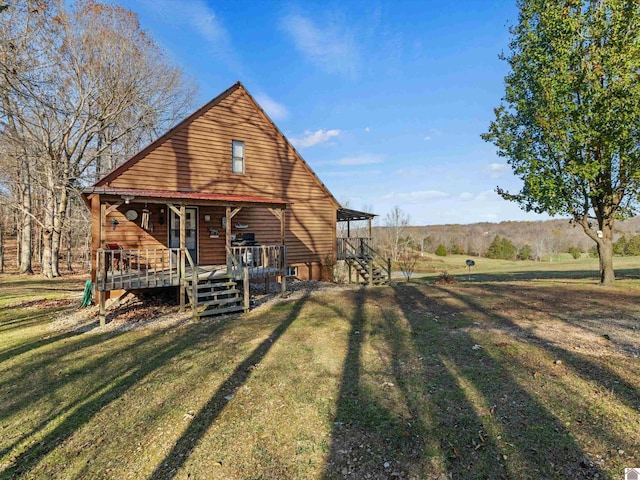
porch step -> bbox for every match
[198,304,245,318]
[198,296,243,308]
[185,276,244,319]
[196,288,241,299]
[191,280,237,289]
[346,256,389,285]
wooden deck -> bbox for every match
[95,246,286,292]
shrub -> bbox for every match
[433,270,457,285]
[588,245,598,258]
[435,244,448,256]
[567,246,582,259]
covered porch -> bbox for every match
[83,187,288,322]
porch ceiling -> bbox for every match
[83,187,287,208]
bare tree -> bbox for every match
[382,205,411,262]
[0,1,197,277]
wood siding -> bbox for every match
[100,86,337,273]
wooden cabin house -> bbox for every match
[83,82,387,322]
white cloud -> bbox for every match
[364,127,371,132]
[333,154,382,166]
[137,0,240,71]
[382,190,450,203]
[291,129,341,148]
[280,13,358,77]
[484,162,510,178]
[459,192,474,201]
[324,169,382,177]
[254,93,289,121]
[424,135,431,141]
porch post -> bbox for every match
[279,208,286,297]
[368,217,372,239]
[179,204,186,312]
[347,220,350,238]
[226,206,232,273]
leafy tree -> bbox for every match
[483,0,640,284]
[613,236,627,256]
[517,244,532,260]
[487,235,517,260]
[435,244,447,257]
[568,246,582,260]
[625,235,640,256]
[450,243,464,255]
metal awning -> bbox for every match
[337,207,377,222]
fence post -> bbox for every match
[368,258,373,286]
[387,258,391,283]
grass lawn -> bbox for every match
[0,270,639,479]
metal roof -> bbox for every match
[83,187,287,206]
[337,207,377,222]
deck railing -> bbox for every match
[336,237,372,260]
[96,247,180,291]
[226,245,287,279]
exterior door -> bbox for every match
[169,207,198,264]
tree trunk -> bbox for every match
[41,189,55,278]
[18,160,33,274]
[0,224,4,274]
[597,229,615,285]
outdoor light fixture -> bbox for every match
[121,194,135,204]
[111,218,119,230]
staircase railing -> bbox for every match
[362,242,391,283]
[336,237,391,284]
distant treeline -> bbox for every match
[370,216,640,261]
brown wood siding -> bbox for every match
[104,88,337,271]
[103,203,168,251]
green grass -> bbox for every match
[1,271,639,478]
[411,253,640,283]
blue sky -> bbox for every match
[111,0,552,226]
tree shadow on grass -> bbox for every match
[436,283,640,437]
[321,284,606,478]
[323,287,503,479]
[148,287,312,480]
[0,319,230,479]
[390,284,618,477]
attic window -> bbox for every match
[232,140,245,174]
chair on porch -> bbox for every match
[105,243,130,271]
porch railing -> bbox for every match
[336,237,372,260]
[96,247,180,291]
[226,245,287,280]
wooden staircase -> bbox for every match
[186,276,245,318]
[337,238,390,285]
[346,253,389,285]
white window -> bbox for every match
[286,266,298,277]
[232,140,245,174]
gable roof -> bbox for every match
[91,82,340,210]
